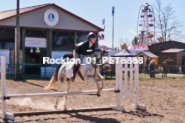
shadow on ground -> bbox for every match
[123,110,164,118]
[69,113,120,123]
[18,79,58,92]
[1,110,164,123]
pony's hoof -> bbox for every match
[64,107,67,111]
[97,93,101,97]
[54,105,57,109]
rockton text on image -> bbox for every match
[43,57,143,64]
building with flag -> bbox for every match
[0,3,104,76]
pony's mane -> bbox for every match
[94,48,102,52]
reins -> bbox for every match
[80,50,109,78]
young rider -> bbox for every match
[71,32,97,81]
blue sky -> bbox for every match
[1,0,184,48]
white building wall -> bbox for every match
[0,6,99,32]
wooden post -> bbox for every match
[49,30,52,58]
[74,32,77,45]
[47,30,52,57]
[22,29,26,76]
[76,32,84,42]
[74,32,77,47]
[15,0,20,79]
[15,28,20,79]
[46,30,49,57]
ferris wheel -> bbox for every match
[137,3,155,47]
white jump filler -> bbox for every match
[0,56,146,121]
[114,57,146,110]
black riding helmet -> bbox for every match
[87,32,96,39]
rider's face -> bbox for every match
[90,38,96,44]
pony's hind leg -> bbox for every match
[64,79,72,110]
[54,78,64,109]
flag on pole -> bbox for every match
[130,45,133,50]
[136,45,138,49]
[98,35,101,40]
[98,34,104,40]
[101,34,104,40]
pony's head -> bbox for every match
[92,48,110,59]
[101,49,111,72]
[92,49,111,72]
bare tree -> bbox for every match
[118,38,124,45]
[117,38,128,49]
[154,0,183,41]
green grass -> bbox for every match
[103,73,185,81]
[1,73,185,82]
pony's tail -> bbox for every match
[44,64,62,90]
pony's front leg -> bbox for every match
[84,75,102,96]
[96,80,102,97]
[96,72,105,96]
[98,72,105,90]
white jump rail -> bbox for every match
[0,56,146,121]
[3,88,116,99]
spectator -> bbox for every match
[162,60,168,77]
[145,57,150,74]
[149,60,155,78]
[149,60,155,71]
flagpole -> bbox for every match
[112,6,115,49]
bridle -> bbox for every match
[80,49,110,78]
[91,50,109,77]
